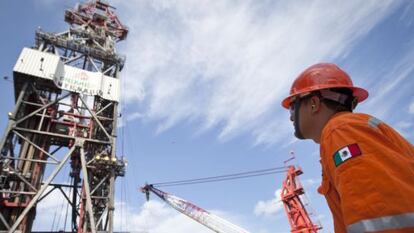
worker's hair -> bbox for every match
[318,88,355,112]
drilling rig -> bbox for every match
[0,1,127,232]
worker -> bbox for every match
[281,63,414,233]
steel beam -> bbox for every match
[37,186,56,202]
[0,83,28,152]
[14,92,70,126]
[95,102,113,116]
[90,174,109,195]
[22,101,43,107]
[0,190,36,195]
[0,213,10,230]
[79,96,112,141]
[29,83,48,105]
[13,130,59,162]
[1,156,58,165]
[80,147,97,233]
[4,165,38,192]
[96,206,108,228]
[8,144,76,233]
[107,100,119,233]
[13,127,111,145]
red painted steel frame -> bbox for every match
[281,166,321,233]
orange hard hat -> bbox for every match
[281,63,369,109]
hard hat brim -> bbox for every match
[281,86,369,109]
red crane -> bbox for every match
[281,165,321,233]
[141,184,251,233]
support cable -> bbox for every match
[302,190,324,230]
[50,188,58,231]
[119,74,126,232]
[151,167,287,187]
[55,164,71,231]
[51,160,70,231]
[120,177,124,232]
[63,177,73,231]
[124,176,130,232]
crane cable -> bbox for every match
[120,77,132,231]
[63,177,72,231]
[120,79,125,232]
[151,166,287,187]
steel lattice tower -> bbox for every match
[0,1,128,232]
[281,166,321,233]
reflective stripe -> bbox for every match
[347,212,414,233]
[368,117,382,128]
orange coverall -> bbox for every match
[317,112,414,233]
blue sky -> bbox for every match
[1,1,414,232]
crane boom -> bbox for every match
[281,165,321,233]
[141,185,250,233]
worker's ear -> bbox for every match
[310,96,320,113]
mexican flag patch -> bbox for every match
[333,144,362,167]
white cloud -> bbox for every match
[301,178,321,187]
[116,0,399,144]
[395,121,412,129]
[32,189,248,233]
[254,189,284,217]
[361,45,414,118]
[32,186,72,231]
[114,200,251,233]
[32,187,210,232]
[114,200,211,233]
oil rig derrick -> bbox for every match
[0,1,128,232]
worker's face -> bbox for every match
[299,99,315,138]
[289,94,314,139]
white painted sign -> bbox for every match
[13,48,120,102]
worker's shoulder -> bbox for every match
[322,112,374,136]
[328,112,372,124]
